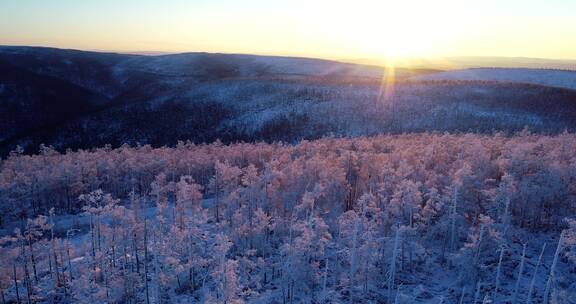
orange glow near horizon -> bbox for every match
[1,1,576,63]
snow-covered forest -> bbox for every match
[4,47,576,157]
[0,132,575,303]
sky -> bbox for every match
[1,0,575,61]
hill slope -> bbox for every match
[2,47,576,155]
[414,68,576,90]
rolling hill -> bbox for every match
[413,67,576,90]
[1,46,576,156]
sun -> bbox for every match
[303,0,464,62]
[355,20,436,60]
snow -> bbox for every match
[249,56,384,77]
[71,257,85,263]
[113,52,386,82]
[1,134,575,303]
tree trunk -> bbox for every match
[53,242,61,286]
[90,214,96,272]
[23,263,32,304]
[350,215,359,286]
[526,243,546,304]
[473,282,482,304]
[459,286,466,304]
[13,264,20,304]
[133,233,140,274]
[543,231,565,304]
[493,246,505,301]
[26,235,38,283]
[450,187,458,252]
[389,227,400,304]
[512,244,527,304]
[144,220,150,304]
[66,239,73,280]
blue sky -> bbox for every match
[1,0,575,59]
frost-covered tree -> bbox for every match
[208,161,242,223]
[0,133,574,303]
[175,175,203,229]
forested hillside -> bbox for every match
[3,47,576,156]
[1,133,574,303]
[414,68,576,91]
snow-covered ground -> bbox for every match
[2,199,568,304]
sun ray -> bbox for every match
[378,60,396,109]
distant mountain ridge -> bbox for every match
[413,68,576,91]
[1,46,576,156]
[346,56,576,70]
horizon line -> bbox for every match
[2,43,576,69]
